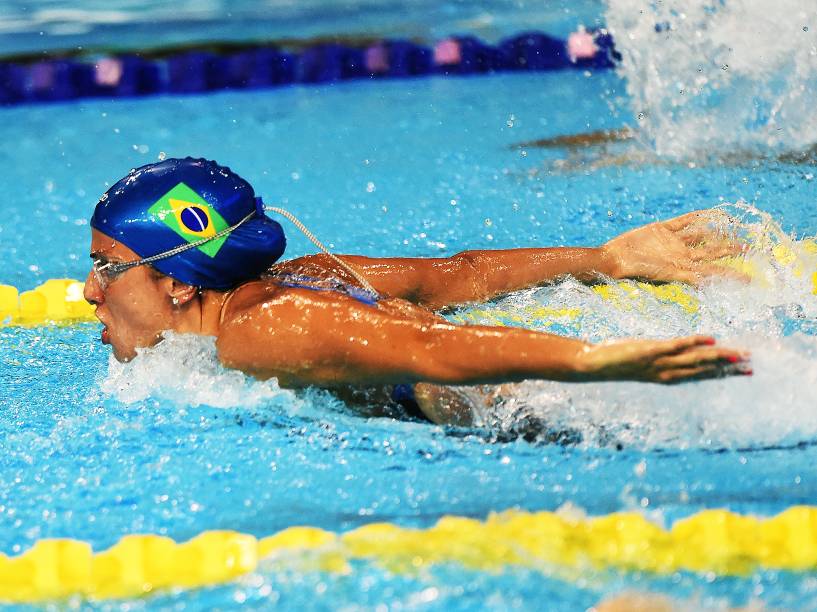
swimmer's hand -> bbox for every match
[602,210,748,285]
[579,336,751,383]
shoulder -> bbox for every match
[214,276,374,383]
[214,281,315,382]
[220,279,280,321]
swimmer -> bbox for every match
[84,158,750,425]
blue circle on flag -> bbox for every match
[180,206,210,232]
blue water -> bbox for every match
[2,68,817,609]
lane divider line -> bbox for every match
[0,279,95,326]
[4,506,817,603]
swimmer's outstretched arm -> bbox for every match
[331,210,744,309]
[216,289,749,387]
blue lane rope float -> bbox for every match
[0,29,618,106]
[6,506,817,603]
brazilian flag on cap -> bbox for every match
[148,182,230,258]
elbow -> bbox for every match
[421,251,487,308]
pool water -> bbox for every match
[2,51,817,612]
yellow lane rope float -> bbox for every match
[0,279,95,326]
[5,506,817,603]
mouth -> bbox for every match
[94,309,110,345]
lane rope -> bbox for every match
[5,506,817,602]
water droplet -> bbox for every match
[721,64,729,70]
[366,181,376,193]
[804,26,810,32]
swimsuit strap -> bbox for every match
[273,272,380,306]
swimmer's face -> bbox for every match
[84,229,178,361]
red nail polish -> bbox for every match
[704,337,716,345]
[744,369,753,376]
[727,355,739,363]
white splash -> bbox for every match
[474,332,817,449]
[458,204,817,448]
[605,0,817,158]
[100,332,297,409]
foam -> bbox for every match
[100,332,297,410]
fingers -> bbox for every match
[653,346,748,369]
[656,361,753,383]
[689,261,752,283]
[656,364,732,383]
[663,208,734,229]
[635,335,718,359]
[651,342,752,383]
[665,210,744,250]
[687,239,746,261]
[662,259,752,285]
[661,210,712,231]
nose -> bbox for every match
[84,269,104,306]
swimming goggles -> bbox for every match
[91,210,255,290]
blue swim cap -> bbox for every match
[91,157,286,290]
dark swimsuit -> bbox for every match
[272,272,427,421]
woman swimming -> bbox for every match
[85,157,750,425]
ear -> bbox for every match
[168,278,199,305]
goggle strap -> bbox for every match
[103,209,256,275]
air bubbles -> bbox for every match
[366,181,376,193]
[157,151,167,161]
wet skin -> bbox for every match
[85,210,751,425]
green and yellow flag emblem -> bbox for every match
[148,182,230,258]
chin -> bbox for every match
[111,345,138,363]
[110,332,165,362]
